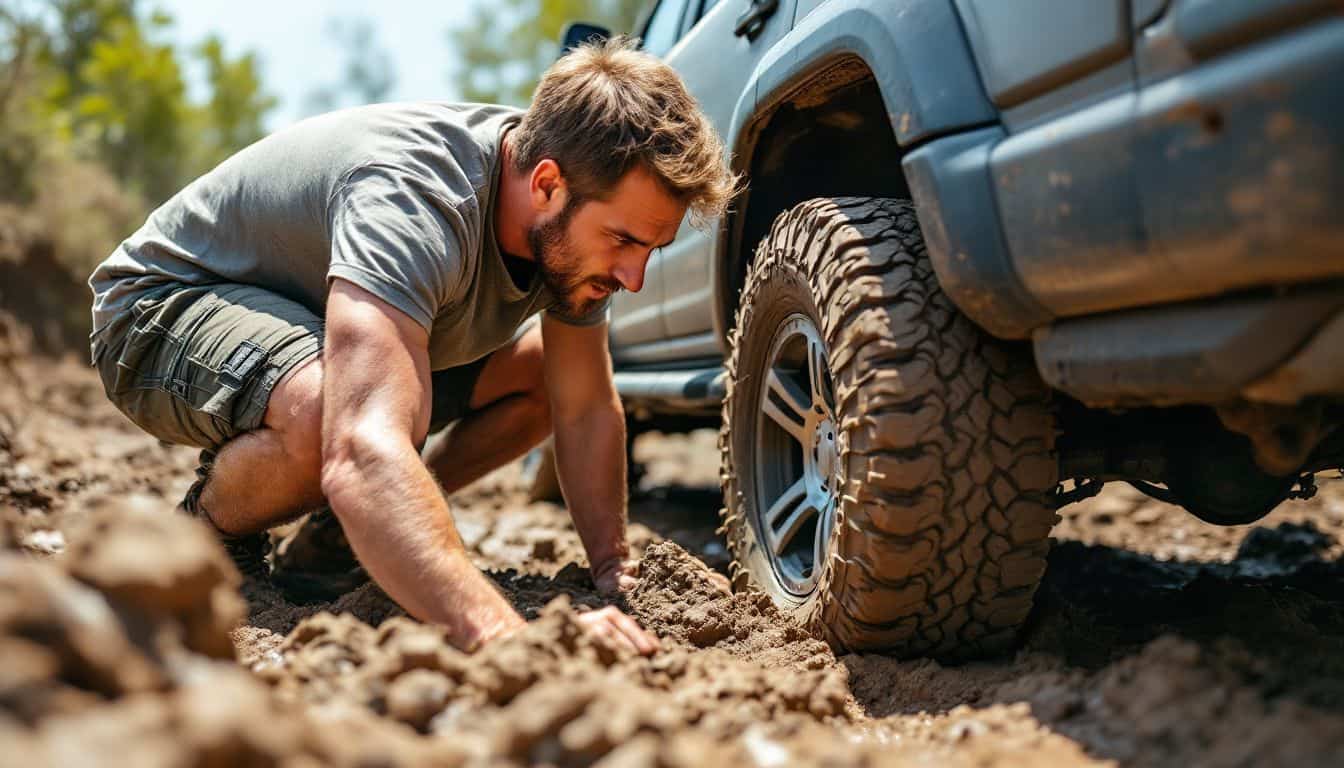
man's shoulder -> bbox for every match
[322,101,522,156]
[322,101,520,203]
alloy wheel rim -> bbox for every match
[752,313,840,596]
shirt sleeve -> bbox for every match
[327,165,473,332]
[545,297,611,327]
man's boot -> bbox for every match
[270,506,369,602]
[177,450,271,580]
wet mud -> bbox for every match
[3,321,1344,766]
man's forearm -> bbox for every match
[552,398,629,571]
[321,433,524,649]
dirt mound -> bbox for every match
[243,541,868,766]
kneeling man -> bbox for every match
[88,39,736,653]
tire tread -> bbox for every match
[719,197,1059,658]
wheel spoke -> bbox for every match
[762,368,811,445]
[806,336,828,410]
[813,496,836,570]
[763,477,806,554]
[764,477,830,557]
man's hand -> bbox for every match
[592,557,640,594]
[577,606,659,655]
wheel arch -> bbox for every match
[712,0,998,342]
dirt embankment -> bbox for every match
[3,323,1344,767]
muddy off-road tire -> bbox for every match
[719,197,1059,658]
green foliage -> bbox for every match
[0,4,50,203]
[1,0,277,207]
[0,0,277,297]
[191,35,277,172]
[61,9,189,203]
[448,0,647,106]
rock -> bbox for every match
[65,505,244,660]
[385,669,453,731]
[0,555,164,699]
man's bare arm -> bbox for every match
[319,281,657,655]
[319,279,523,649]
[541,314,634,591]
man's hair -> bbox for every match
[510,36,739,226]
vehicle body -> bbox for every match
[572,0,1344,657]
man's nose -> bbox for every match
[611,254,648,293]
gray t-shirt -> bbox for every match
[89,101,606,370]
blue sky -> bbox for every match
[158,0,481,129]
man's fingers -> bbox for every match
[609,609,659,655]
[588,620,620,647]
[593,559,641,595]
[579,607,658,656]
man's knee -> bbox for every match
[264,357,324,470]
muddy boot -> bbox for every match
[176,450,271,581]
[270,506,369,603]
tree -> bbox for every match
[65,8,190,202]
[0,0,277,271]
[447,0,646,106]
[0,0,279,348]
[7,1,275,205]
[0,2,50,201]
[191,35,276,171]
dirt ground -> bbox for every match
[3,318,1344,767]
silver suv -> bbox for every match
[564,0,1344,659]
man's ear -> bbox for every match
[529,159,569,215]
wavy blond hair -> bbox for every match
[510,36,739,226]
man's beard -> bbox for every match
[528,201,621,318]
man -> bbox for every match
[87,38,737,654]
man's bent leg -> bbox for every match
[425,323,552,495]
[200,357,326,535]
[93,283,325,559]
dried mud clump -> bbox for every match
[0,504,461,767]
[628,541,829,660]
[65,505,246,660]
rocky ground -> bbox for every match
[3,315,1344,767]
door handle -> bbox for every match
[734,0,779,39]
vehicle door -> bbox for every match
[655,0,797,352]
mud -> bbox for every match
[3,319,1344,766]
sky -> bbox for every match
[157,0,482,129]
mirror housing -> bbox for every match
[560,22,610,55]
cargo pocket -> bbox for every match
[105,293,177,398]
[198,340,269,426]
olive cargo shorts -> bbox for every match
[91,283,488,451]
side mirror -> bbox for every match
[560,22,610,55]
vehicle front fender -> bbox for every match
[714,0,998,338]
[731,0,994,155]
